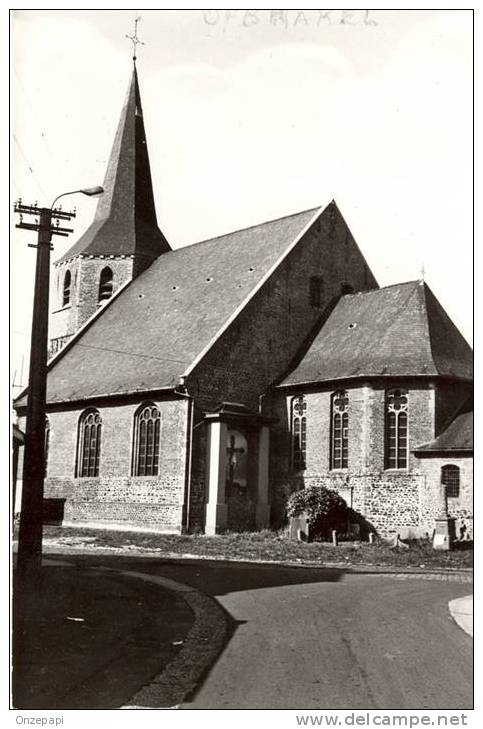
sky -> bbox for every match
[11,9,473,390]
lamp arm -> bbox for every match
[50,190,81,210]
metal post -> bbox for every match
[16,209,53,587]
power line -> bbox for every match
[14,69,57,163]
[13,134,47,198]
[73,341,257,378]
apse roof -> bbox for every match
[280,280,473,387]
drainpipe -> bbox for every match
[175,376,194,533]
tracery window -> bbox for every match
[63,270,71,306]
[77,409,102,477]
[132,403,161,476]
[441,465,460,498]
[385,389,408,469]
[98,266,113,302]
[331,391,349,469]
[291,396,307,471]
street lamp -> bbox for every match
[51,186,104,208]
[14,186,104,589]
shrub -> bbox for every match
[286,486,350,540]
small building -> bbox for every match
[413,400,473,540]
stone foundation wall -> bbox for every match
[271,472,427,539]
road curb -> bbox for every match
[42,558,228,709]
[449,595,473,637]
[112,570,227,709]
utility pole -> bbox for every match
[13,200,76,588]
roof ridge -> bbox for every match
[181,205,326,380]
[175,206,323,252]
[342,279,421,298]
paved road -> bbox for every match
[51,554,473,710]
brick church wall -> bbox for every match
[37,397,188,533]
[184,203,378,532]
[186,203,377,415]
[268,381,442,538]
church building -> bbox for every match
[15,63,473,540]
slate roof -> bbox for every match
[414,399,473,453]
[27,206,321,405]
[57,65,171,269]
[280,280,473,387]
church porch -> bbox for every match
[189,403,273,535]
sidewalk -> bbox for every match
[449,595,473,637]
[12,560,194,709]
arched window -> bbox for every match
[132,403,161,476]
[98,266,113,302]
[442,465,460,498]
[44,417,50,477]
[77,409,102,477]
[63,270,71,306]
[331,391,349,469]
[385,389,408,469]
[291,396,307,471]
[309,276,323,308]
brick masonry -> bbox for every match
[186,203,378,414]
[184,203,378,531]
[28,398,190,533]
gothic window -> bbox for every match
[291,396,307,471]
[44,417,50,477]
[385,389,408,469]
[98,266,114,302]
[309,276,323,308]
[442,465,460,498]
[331,391,349,469]
[63,270,71,306]
[77,409,102,477]
[132,403,161,476]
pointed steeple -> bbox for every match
[57,64,171,275]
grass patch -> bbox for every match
[37,525,474,570]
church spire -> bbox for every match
[57,58,171,275]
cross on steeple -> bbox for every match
[126,15,145,62]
